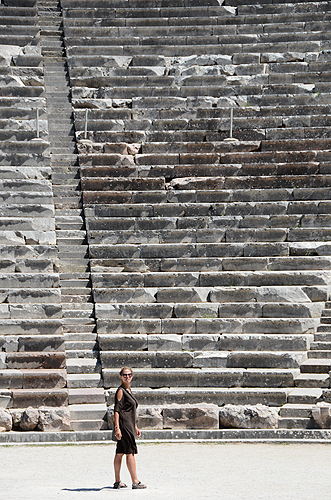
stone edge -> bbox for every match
[1,429,331,445]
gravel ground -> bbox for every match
[1,441,331,500]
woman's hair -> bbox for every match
[120,366,133,376]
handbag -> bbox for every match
[111,426,118,442]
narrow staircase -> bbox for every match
[37,0,107,431]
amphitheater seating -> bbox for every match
[0,0,331,432]
[60,0,331,427]
[0,0,68,410]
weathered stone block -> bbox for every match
[163,403,219,429]
[20,406,39,431]
[182,334,220,351]
[174,303,218,318]
[219,404,278,429]
[0,408,12,432]
[137,406,163,430]
[12,389,68,408]
[97,319,161,334]
[0,390,12,408]
[311,402,331,429]
[199,368,244,388]
[6,352,66,370]
[37,407,71,432]
[148,335,181,351]
[227,352,307,369]
[155,352,194,369]
[193,352,229,368]
[98,334,148,351]
[0,370,23,389]
[161,319,195,334]
[0,353,6,369]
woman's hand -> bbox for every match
[135,426,141,438]
[115,427,122,440]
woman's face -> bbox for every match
[121,371,133,383]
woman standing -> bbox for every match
[113,367,147,490]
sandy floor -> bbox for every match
[2,441,331,500]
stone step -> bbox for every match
[0,369,67,389]
[5,352,66,370]
[105,386,288,406]
[67,373,102,388]
[93,301,323,319]
[308,351,331,359]
[102,367,298,389]
[90,271,331,288]
[287,388,323,404]
[89,256,331,274]
[300,359,331,374]
[68,387,105,404]
[61,294,93,304]
[98,333,313,353]
[86,226,331,243]
[68,403,107,420]
[58,260,89,272]
[278,417,314,429]
[11,388,69,408]
[314,333,331,342]
[70,419,108,431]
[96,317,317,335]
[66,358,101,374]
[62,303,94,310]
[294,374,330,388]
[279,403,316,418]
[62,309,94,319]
[62,324,95,334]
[84,215,331,232]
[64,332,97,341]
[11,335,65,352]
[65,349,98,359]
[80,187,331,205]
[99,350,307,369]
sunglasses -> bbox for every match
[122,373,132,378]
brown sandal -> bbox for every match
[114,481,127,489]
[132,481,147,489]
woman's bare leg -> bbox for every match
[114,453,124,483]
[126,454,139,484]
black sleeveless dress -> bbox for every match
[114,386,138,455]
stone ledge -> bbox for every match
[1,428,331,444]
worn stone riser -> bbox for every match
[83,204,331,223]
[89,257,331,274]
[8,389,69,408]
[104,387,288,406]
[86,228,331,245]
[66,42,328,60]
[96,317,317,335]
[91,284,328,304]
[94,302,324,320]
[99,349,307,369]
[0,369,67,389]
[98,251,330,268]
[97,333,313,352]
[102,367,297,389]
[90,270,331,288]
[84,218,331,236]
[82,175,331,192]
[63,31,329,51]
[79,151,330,167]
[61,8,331,26]
[81,188,331,205]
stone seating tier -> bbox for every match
[57,0,331,430]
